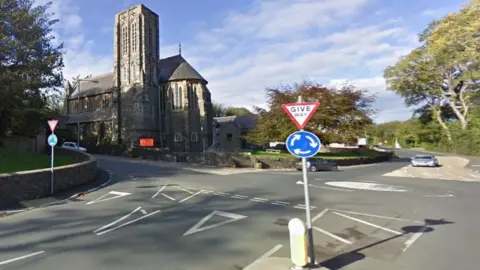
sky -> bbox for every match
[38,0,467,123]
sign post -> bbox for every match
[47,120,58,195]
[282,98,320,267]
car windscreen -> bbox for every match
[414,156,433,160]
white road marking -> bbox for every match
[271,201,290,206]
[96,210,161,236]
[403,167,414,177]
[94,207,141,234]
[309,184,353,192]
[332,212,402,235]
[175,186,194,194]
[331,209,424,224]
[313,226,353,244]
[215,192,230,196]
[403,225,429,252]
[201,190,213,194]
[152,184,167,198]
[294,205,317,210]
[231,195,248,199]
[312,208,329,222]
[86,191,131,205]
[250,197,268,202]
[0,251,45,266]
[183,210,247,236]
[424,194,454,198]
[179,191,202,203]
[160,193,176,201]
[243,245,283,270]
[325,181,407,192]
[140,209,147,215]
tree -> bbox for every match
[0,0,64,135]
[245,81,375,145]
[225,107,254,116]
[212,102,227,117]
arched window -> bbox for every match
[131,22,137,52]
[122,26,128,55]
[174,132,183,142]
[130,63,136,81]
[178,86,183,110]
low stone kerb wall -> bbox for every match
[0,148,97,204]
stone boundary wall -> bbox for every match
[130,147,394,169]
[0,148,97,204]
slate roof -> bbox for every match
[158,55,207,83]
[214,115,257,130]
[68,72,114,99]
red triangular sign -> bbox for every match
[48,120,58,133]
[282,102,319,129]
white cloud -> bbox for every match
[37,0,112,83]
[164,0,419,123]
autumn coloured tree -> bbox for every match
[245,81,376,145]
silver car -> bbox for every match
[411,155,439,167]
[61,142,87,152]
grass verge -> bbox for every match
[251,150,378,159]
[0,148,75,174]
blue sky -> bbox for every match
[40,0,467,122]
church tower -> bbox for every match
[113,4,159,88]
[113,4,160,145]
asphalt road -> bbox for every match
[1,150,480,270]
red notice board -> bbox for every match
[139,138,154,147]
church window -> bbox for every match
[178,86,183,109]
[174,132,183,142]
[189,85,197,110]
[190,132,198,142]
[131,22,137,52]
[122,26,128,55]
[173,84,183,110]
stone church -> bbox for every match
[62,4,213,152]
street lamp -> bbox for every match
[76,79,98,149]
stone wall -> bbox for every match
[0,148,97,204]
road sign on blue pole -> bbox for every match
[47,133,57,195]
[286,131,321,158]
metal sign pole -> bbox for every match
[50,141,54,195]
[297,96,315,266]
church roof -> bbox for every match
[158,55,207,83]
[68,72,114,99]
[214,115,257,130]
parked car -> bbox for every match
[296,158,338,172]
[61,142,87,152]
[411,155,439,167]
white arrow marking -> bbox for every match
[305,135,318,147]
[290,134,301,146]
[183,210,247,236]
[294,149,311,155]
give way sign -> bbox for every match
[282,102,319,130]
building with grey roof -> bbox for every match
[63,4,213,152]
[212,115,259,151]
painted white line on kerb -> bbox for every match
[332,212,402,235]
[313,226,352,244]
[180,191,202,203]
[331,209,424,224]
[160,193,176,201]
[243,245,283,270]
[94,207,141,233]
[175,186,194,194]
[312,208,329,222]
[0,251,45,266]
[251,197,268,202]
[403,226,429,252]
[96,210,161,236]
[152,184,167,198]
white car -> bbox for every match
[61,142,87,152]
[411,155,438,167]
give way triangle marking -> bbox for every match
[182,210,247,236]
[86,191,131,205]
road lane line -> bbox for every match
[96,210,161,236]
[331,209,424,224]
[332,212,402,235]
[94,207,141,233]
[0,251,45,266]
[152,184,167,198]
[403,225,429,252]
[313,227,353,244]
[160,193,176,201]
[308,184,353,192]
[215,192,230,196]
[243,245,283,270]
[250,197,268,202]
[175,186,194,194]
[180,191,202,203]
[312,208,329,222]
[231,195,248,199]
[294,205,316,210]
